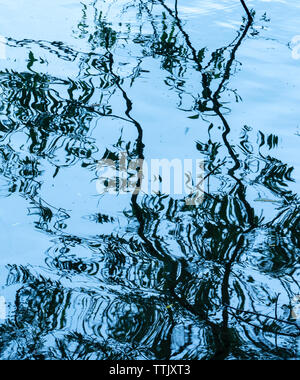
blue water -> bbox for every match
[0,0,299,360]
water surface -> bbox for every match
[0,0,299,360]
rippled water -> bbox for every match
[0,0,299,360]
